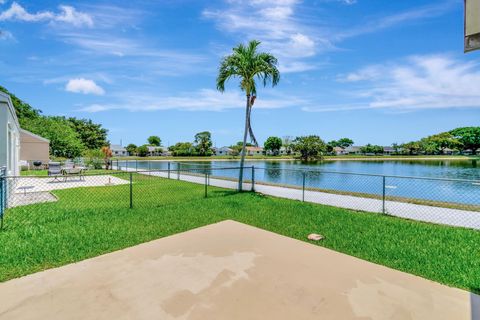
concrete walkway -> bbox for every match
[0,221,477,319]
[130,169,480,230]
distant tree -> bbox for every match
[336,138,354,149]
[401,141,421,155]
[292,135,326,161]
[68,118,108,150]
[282,136,294,154]
[328,138,354,149]
[137,145,149,157]
[391,143,400,154]
[326,140,337,153]
[147,136,162,146]
[194,131,213,156]
[168,142,195,156]
[450,127,480,154]
[126,144,137,156]
[360,144,384,155]
[83,149,104,169]
[420,132,462,154]
[264,136,282,155]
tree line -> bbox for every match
[1,85,108,158]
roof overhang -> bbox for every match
[0,91,20,130]
[20,129,50,143]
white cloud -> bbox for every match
[78,89,307,113]
[0,2,93,27]
[203,0,321,73]
[336,2,454,40]
[65,78,105,95]
[307,55,480,112]
[54,5,93,27]
[0,2,53,22]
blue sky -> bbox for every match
[0,0,479,147]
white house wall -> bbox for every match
[0,93,21,176]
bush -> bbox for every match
[83,149,104,169]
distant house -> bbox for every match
[383,146,395,155]
[279,147,289,155]
[442,148,455,155]
[215,147,233,156]
[333,147,347,155]
[147,146,164,156]
[246,146,264,156]
[344,146,362,155]
[20,129,50,165]
[110,144,128,157]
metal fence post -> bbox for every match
[205,173,208,198]
[251,166,255,192]
[382,175,386,214]
[168,162,171,179]
[129,172,133,209]
[0,172,4,230]
[177,163,181,180]
[135,159,138,171]
[126,160,129,171]
[302,171,306,202]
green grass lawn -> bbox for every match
[1,173,479,293]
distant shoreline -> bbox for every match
[112,155,478,162]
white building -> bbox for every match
[147,146,164,156]
[245,146,264,156]
[214,147,234,156]
[110,144,128,157]
[0,92,21,176]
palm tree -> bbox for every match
[216,40,280,191]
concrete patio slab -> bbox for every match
[0,220,478,320]
[6,175,129,207]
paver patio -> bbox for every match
[0,220,477,319]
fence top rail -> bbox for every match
[6,166,251,178]
[9,165,480,184]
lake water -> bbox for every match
[117,159,480,206]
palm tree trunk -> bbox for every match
[238,94,250,191]
[247,106,258,147]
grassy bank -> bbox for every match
[1,173,479,293]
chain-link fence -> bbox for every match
[0,167,6,229]
[0,166,253,229]
[251,167,480,229]
[2,162,480,230]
